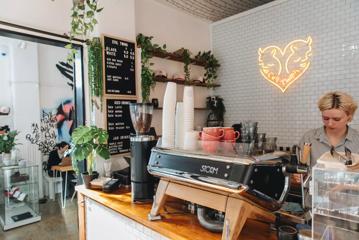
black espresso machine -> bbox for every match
[146,147,309,239]
[147,147,309,212]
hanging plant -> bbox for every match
[195,51,220,87]
[183,49,191,85]
[136,33,166,103]
[65,0,104,63]
[173,47,192,84]
[88,37,103,109]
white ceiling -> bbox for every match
[154,0,274,22]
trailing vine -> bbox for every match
[88,37,103,109]
[136,33,166,103]
[182,49,191,85]
[195,51,220,87]
[66,0,103,63]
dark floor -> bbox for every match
[1,198,78,240]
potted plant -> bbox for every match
[136,33,166,103]
[0,130,19,165]
[206,96,226,127]
[195,51,220,87]
[68,125,110,188]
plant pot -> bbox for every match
[2,153,11,166]
[81,171,99,189]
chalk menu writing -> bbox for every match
[106,99,136,155]
[104,35,136,96]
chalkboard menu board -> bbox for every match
[106,99,136,155]
[103,35,136,97]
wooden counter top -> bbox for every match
[76,185,277,240]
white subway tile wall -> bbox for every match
[212,0,359,146]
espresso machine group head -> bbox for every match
[129,103,157,202]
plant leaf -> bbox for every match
[96,145,110,160]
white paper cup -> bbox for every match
[183,131,199,151]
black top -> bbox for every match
[47,150,61,177]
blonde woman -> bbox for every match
[299,91,359,167]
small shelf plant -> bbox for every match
[195,51,220,87]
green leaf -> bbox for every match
[78,4,85,10]
[96,145,110,160]
[97,131,108,144]
[65,44,72,49]
[71,125,92,144]
[86,10,94,18]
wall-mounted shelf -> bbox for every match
[154,76,220,88]
[154,107,208,110]
[0,113,9,116]
[150,49,205,66]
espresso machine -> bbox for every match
[129,103,157,202]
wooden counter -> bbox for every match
[76,185,277,240]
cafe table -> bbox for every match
[51,165,73,208]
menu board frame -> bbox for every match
[104,97,136,156]
[102,34,137,99]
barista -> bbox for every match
[297,91,359,209]
[299,91,359,167]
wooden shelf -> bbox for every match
[150,49,205,66]
[154,107,208,110]
[154,76,220,88]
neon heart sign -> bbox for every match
[258,36,313,92]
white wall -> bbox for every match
[135,0,212,134]
[0,0,73,35]
[11,41,41,163]
[212,0,359,147]
[38,44,73,110]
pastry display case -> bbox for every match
[0,165,41,230]
[312,164,359,239]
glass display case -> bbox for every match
[312,164,359,239]
[0,165,41,230]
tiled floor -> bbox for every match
[0,198,78,240]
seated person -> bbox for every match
[47,142,70,176]
[47,141,75,198]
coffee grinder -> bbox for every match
[129,103,157,202]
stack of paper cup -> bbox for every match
[162,82,177,148]
[183,86,194,132]
[175,102,184,149]
[183,131,199,151]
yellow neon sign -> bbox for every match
[258,36,313,92]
